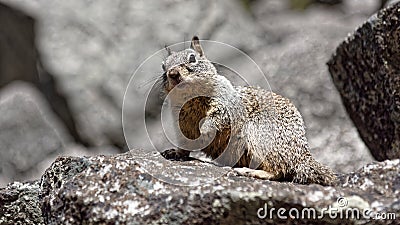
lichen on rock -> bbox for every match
[0,181,44,225]
[35,150,399,225]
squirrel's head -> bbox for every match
[162,36,218,93]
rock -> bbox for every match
[37,150,399,224]
[0,82,69,187]
[0,2,127,187]
[384,0,400,7]
[0,82,123,188]
[0,181,44,225]
[327,2,400,161]
[0,2,37,86]
[316,0,342,5]
[0,150,398,224]
[0,2,88,147]
[342,159,400,198]
[289,0,343,10]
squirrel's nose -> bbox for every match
[167,69,181,80]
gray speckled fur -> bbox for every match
[162,37,337,185]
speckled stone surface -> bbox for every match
[327,2,400,161]
[0,181,44,225]
[33,150,399,224]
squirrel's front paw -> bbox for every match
[199,117,217,135]
[234,167,275,180]
[161,149,189,161]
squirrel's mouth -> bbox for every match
[166,68,183,91]
[168,76,181,87]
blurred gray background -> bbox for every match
[0,0,383,187]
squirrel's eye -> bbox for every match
[188,54,196,63]
[162,63,166,71]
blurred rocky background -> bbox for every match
[0,0,392,188]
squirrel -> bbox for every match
[160,36,337,186]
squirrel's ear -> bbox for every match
[191,36,204,57]
[165,45,172,56]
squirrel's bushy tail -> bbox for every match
[293,157,338,186]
